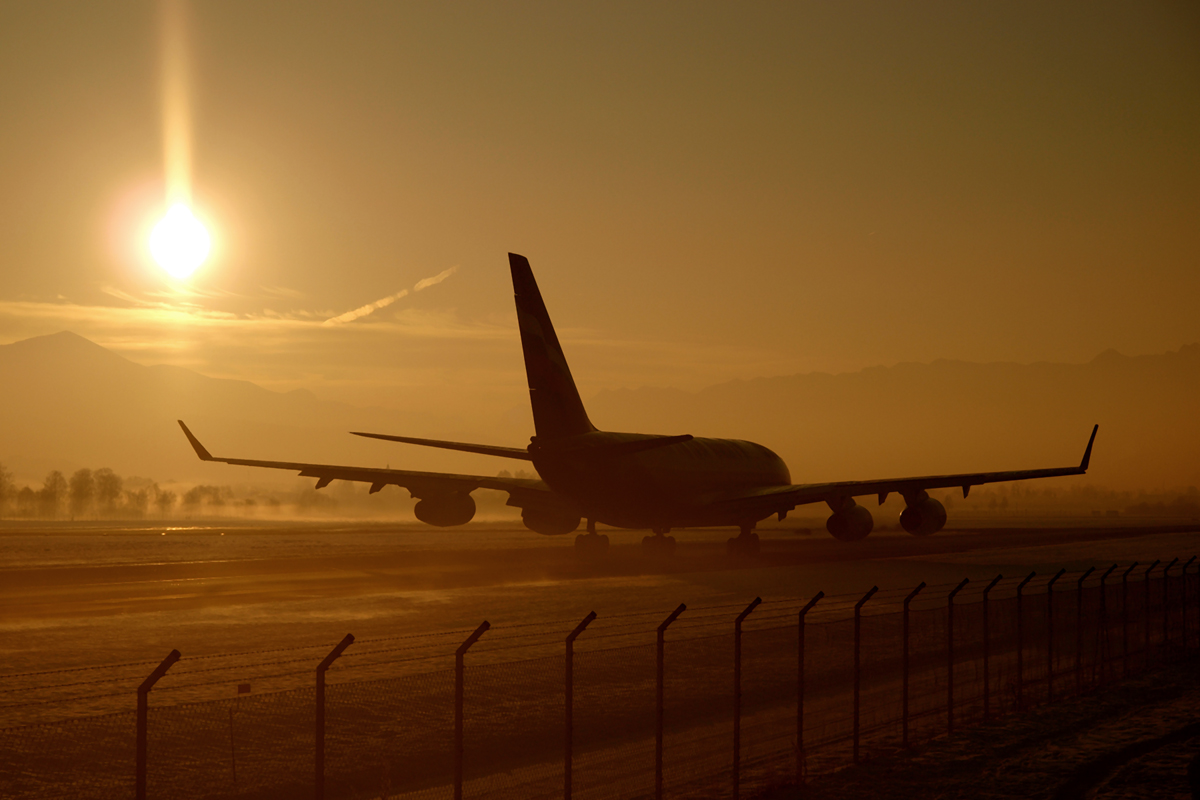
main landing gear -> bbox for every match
[726,525,760,556]
[642,528,677,556]
[574,518,609,555]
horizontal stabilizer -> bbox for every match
[351,431,533,461]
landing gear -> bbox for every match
[642,528,676,556]
[575,518,609,555]
[726,525,761,556]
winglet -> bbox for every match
[177,420,214,461]
[1079,424,1098,471]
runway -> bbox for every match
[2,519,1197,677]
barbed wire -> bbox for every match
[0,659,161,680]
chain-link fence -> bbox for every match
[2,560,1197,800]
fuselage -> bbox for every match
[531,430,791,530]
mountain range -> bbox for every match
[0,331,1196,491]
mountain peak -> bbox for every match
[1089,348,1127,365]
[2,330,137,368]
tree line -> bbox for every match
[0,464,177,520]
[0,464,270,520]
[0,462,404,521]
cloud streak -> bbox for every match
[323,288,410,326]
[323,266,459,326]
[413,266,458,292]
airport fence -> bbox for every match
[1,556,1198,800]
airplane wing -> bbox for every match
[176,421,564,512]
[711,424,1099,518]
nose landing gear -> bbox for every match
[726,525,760,556]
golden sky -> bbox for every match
[0,1,1197,415]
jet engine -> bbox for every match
[826,501,874,542]
[414,493,476,527]
[522,508,581,536]
[900,495,947,536]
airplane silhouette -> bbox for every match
[179,253,1097,555]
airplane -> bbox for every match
[179,252,1098,556]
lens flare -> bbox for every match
[149,204,210,279]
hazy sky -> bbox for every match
[0,1,1196,413]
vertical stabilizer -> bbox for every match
[509,253,596,439]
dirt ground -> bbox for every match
[757,661,1200,800]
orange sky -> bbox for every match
[0,1,1197,415]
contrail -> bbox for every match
[323,289,409,325]
[323,266,458,326]
[414,266,458,291]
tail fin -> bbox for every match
[509,253,596,439]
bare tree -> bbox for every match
[155,488,176,518]
[94,468,123,516]
[16,486,35,516]
[0,462,12,519]
[182,485,228,517]
[124,488,150,518]
[69,469,94,519]
[38,471,67,518]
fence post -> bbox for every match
[796,592,823,786]
[853,585,878,764]
[136,649,181,800]
[946,578,969,735]
[982,575,1002,720]
[1144,560,1160,670]
[1096,565,1117,685]
[1163,557,1178,653]
[1074,567,1094,696]
[902,582,925,747]
[1122,562,1138,677]
[1184,557,1197,651]
[1016,572,1035,710]
[455,622,490,800]
[656,603,685,800]
[315,634,354,800]
[565,612,596,800]
[1046,569,1065,703]
[733,597,761,800]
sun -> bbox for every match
[149,203,210,279]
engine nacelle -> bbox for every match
[522,508,581,536]
[900,497,947,536]
[414,493,476,527]
[826,502,874,542]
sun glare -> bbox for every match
[149,203,211,279]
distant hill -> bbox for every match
[0,331,445,485]
[587,345,1200,490]
[1,332,1196,491]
